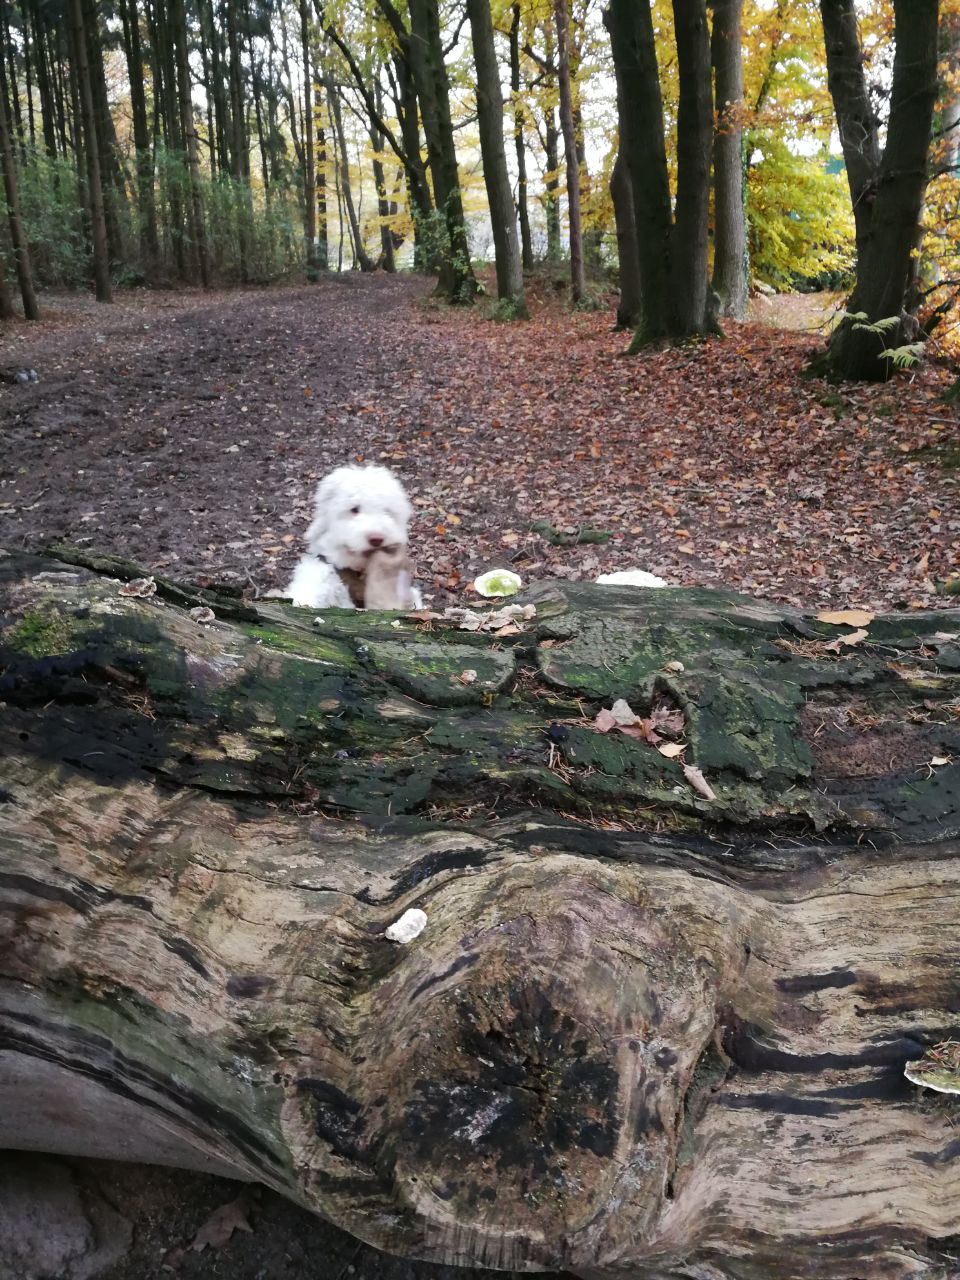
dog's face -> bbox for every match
[304,465,413,571]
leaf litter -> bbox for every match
[0,276,956,616]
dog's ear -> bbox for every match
[304,473,339,552]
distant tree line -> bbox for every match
[0,0,950,379]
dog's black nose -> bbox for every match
[367,535,385,547]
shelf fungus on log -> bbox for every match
[2,547,960,1278]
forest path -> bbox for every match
[0,273,955,611]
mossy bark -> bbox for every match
[3,548,960,1276]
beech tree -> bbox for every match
[468,0,526,313]
[605,0,715,345]
[710,0,747,319]
[821,0,940,380]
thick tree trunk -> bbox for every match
[669,0,713,336]
[509,1,534,271]
[710,0,747,319]
[824,0,939,380]
[467,0,527,314]
[610,151,642,328]
[68,0,112,302]
[555,0,585,304]
[544,104,562,261]
[3,549,960,1278]
[819,0,881,263]
[605,0,672,343]
[0,52,40,321]
[405,0,478,301]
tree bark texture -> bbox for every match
[404,0,478,301]
[824,0,939,380]
[819,0,881,263]
[668,0,713,337]
[299,0,318,280]
[3,550,960,1278]
[604,0,672,343]
[0,50,40,320]
[509,1,535,272]
[467,0,527,314]
[172,0,210,287]
[710,0,747,319]
[610,151,642,328]
[555,0,585,304]
[67,0,112,303]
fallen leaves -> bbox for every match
[816,608,875,626]
[591,696,716,799]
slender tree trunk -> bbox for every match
[30,0,59,160]
[819,0,881,263]
[68,0,112,302]
[327,79,374,271]
[83,0,124,264]
[668,0,713,336]
[391,51,433,263]
[824,0,939,379]
[509,2,534,271]
[24,16,36,150]
[610,151,642,328]
[604,0,672,343]
[369,104,396,272]
[204,0,230,174]
[317,113,329,271]
[3,8,24,153]
[120,0,160,275]
[405,0,478,301]
[299,0,318,279]
[467,0,526,314]
[0,246,16,318]
[224,0,250,281]
[0,54,40,320]
[710,0,747,318]
[544,104,561,261]
[554,0,584,303]
[172,0,209,285]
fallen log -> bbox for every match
[2,547,960,1278]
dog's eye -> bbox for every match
[350,505,360,515]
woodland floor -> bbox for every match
[1,273,959,1280]
[0,271,958,613]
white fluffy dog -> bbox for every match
[286,464,420,609]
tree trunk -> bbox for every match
[404,0,478,301]
[467,0,527,314]
[68,0,112,302]
[3,548,960,1278]
[390,50,433,266]
[299,0,318,280]
[327,80,375,272]
[668,0,713,336]
[819,0,881,264]
[710,0,747,319]
[369,103,396,273]
[605,0,672,343]
[544,105,561,261]
[119,0,160,276]
[172,0,210,286]
[554,0,584,304]
[610,151,642,328]
[0,50,40,320]
[30,0,59,161]
[0,245,17,318]
[824,0,939,380]
[224,0,251,282]
[83,0,125,265]
[509,1,534,271]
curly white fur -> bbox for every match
[286,465,419,609]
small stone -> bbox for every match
[385,908,428,944]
